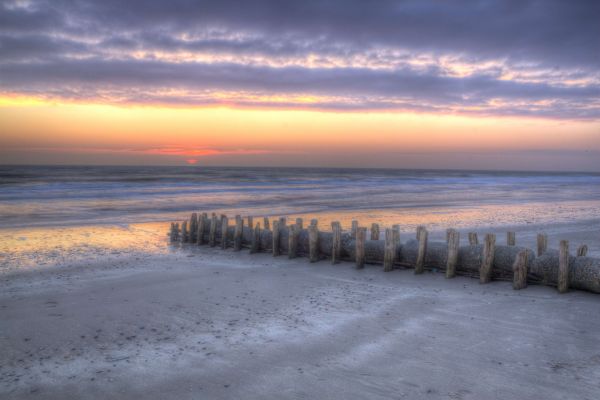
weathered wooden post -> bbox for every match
[288,224,299,259]
[233,215,244,251]
[480,233,496,283]
[507,231,516,246]
[468,232,478,245]
[512,250,528,290]
[295,218,303,230]
[577,244,588,257]
[537,233,547,256]
[392,225,400,258]
[250,223,260,254]
[558,240,569,293]
[415,227,428,274]
[173,222,180,242]
[446,229,460,278]
[310,218,318,227]
[308,223,319,262]
[383,228,395,272]
[189,213,198,243]
[272,220,281,256]
[197,213,207,245]
[169,223,176,242]
[247,216,253,230]
[446,228,453,243]
[416,225,426,240]
[351,220,359,238]
[170,222,178,242]
[355,227,366,269]
[209,214,217,247]
[331,221,341,264]
[220,215,229,249]
[370,223,380,240]
[181,221,188,243]
[279,217,287,229]
[263,217,270,231]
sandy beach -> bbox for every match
[1,168,599,399]
[2,238,600,399]
[3,0,599,397]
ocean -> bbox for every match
[1,165,599,269]
[2,165,600,228]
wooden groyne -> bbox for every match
[169,214,600,294]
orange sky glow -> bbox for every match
[1,1,599,171]
[1,95,599,171]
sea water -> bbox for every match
[1,165,599,268]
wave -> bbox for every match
[1,165,599,228]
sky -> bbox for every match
[0,0,599,171]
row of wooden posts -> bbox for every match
[170,213,590,294]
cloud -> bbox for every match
[4,145,276,159]
[142,147,272,157]
[0,0,599,118]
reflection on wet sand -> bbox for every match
[2,199,599,271]
[0,223,171,270]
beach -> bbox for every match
[2,244,600,399]
[2,166,600,399]
[3,1,598,397]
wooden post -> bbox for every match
[250,223,260,254]
[310,218,318,227]
[209,214,217,247]
[288,224,299,259]
[233,215,244,251]
[507,231,516,246]
[173,222,180,242]
[247,216,253,230]
[331,221,341,264]
[351,220,359,238]
[279,217,287,229]
[263,217,270,231]
[189,213,198,243]
[383,228,395,272]
[446,229,460,278]
[308,224,319,262]
[558,240,569,293]
[220,215,229,249]
[512,250,528,290]
[370,223,380,240]
[577,244,588,257]
[295,217,303,230]
[415,227,428,274]
[197,213,207,245]
[169,223,176,242]
[468,232,478,245]
[181,221,188,243]
[416,225,426,240]
[480,233,496,283]
[446,228,453,243]
[392,225,400,251]
[355,227,366,269]
[537,233,547,257]
[170,222,175,241]
[272,220,280,256]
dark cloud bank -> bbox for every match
[0,0,599,118]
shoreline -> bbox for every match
[2,248,600,399]
[1,212,599,274]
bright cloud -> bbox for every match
[1,0,599,119]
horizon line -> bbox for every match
[2,163,599,175]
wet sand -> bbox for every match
[2,245,600,400]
